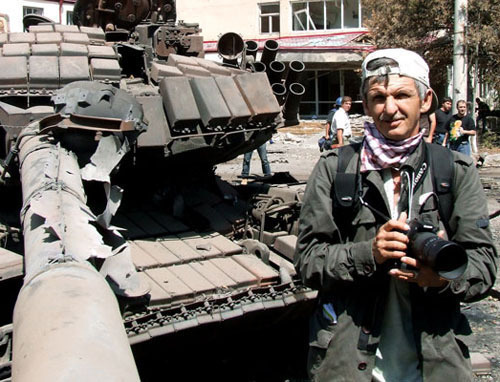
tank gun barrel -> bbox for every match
[13,263,140,382]
[12,129,140,381]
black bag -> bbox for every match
[318,136,334,152]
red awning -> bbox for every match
[204,31,373,53]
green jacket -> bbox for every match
[295,142,498,381]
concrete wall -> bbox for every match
[0,1,74,32]
[177,0,365,42]
[177,0,261,42]
[176,0,315,41]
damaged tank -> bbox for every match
[0,1,316,380]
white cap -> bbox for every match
[361,48,437,112]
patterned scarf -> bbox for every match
[360,122,423,172]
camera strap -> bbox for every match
[332,142,455,236]
[425,143,455,236]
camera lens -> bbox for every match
[410,233,467,280]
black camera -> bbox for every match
[404,219,467,280]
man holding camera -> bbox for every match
[295,48,498,381]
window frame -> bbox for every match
[66,11,74,25]
[23,6,44,17]
[259,2,280,34]
[291,0,362,32]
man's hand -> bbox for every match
[389,258,448,288]
[372,212,409,265]
[388,229,449,288]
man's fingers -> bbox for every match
[390,263,448,288]
[397,211,408,223]
[389,268,418,282]
[400,256,419,268]
[373,216,411,264]
[373,234,408,259]
[382,217,409,235]
[379,249,407,259]
[380,239,408,252]
[376,230,409,247]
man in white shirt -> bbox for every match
[331,96,352,146]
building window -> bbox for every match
[23,7,44,16]
[292,0,361,31]
[260,3,280,34]
[66,11,74,25]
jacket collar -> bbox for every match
[400,140,426,174]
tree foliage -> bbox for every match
[362,0,500,101]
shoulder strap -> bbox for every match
[333,142,455,236]
[337,142,361,173]
[333,142,362,208]
[330,143,362,242]
[426,143,455,235]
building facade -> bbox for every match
[178,0,373,117]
